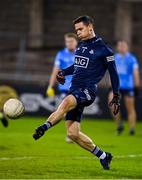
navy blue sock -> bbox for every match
[92,146,106,159]
[41,121,52,131]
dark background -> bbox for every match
[0,0,141,120]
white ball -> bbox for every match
[3,98,25,119]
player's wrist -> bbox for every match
[134,86,139,90]
[58,69,65,76]
[47,85,53,90]
[113,92,120,98]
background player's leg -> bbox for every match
[124,96,136,135]
[108,91,123,134]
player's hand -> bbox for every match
[56,70,65,85]
[109,93,120,116]
[46,87,55,97]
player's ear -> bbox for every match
[88,24,93,34]
[88,24,93,30]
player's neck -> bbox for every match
[68,49,75,53]
[120,51,129,56]
[88,31,96,40]
[83,32,96,42]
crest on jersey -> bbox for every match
[89,49,94,54]
[74,55,89,68]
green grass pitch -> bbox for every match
[0,117,142,179]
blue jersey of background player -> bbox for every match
[115,50,139,95]
[108,40,140,135]
[46,33,78,98]
[33,15,120,170]
[54,48,74,94]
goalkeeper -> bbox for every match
[46,33,77,98]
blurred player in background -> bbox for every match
[46,33,78,142]
[108,40,140,135]
[0,85,18,127]
[46,33,78,98]
[33,15,120,170]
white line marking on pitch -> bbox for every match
[0,156,34,161]
[115,154,142,158]
[73,154,142,160]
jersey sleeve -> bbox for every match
[103,47,120,94]
[132,56,139,71]
[54,52,62,68]
[63,64,74,76]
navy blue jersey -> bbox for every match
[63,36,119,94]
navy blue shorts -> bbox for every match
[119,89,134,97]
[109,88,134,97]
[65,87,97,122]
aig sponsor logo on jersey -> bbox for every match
[74,55,89,68]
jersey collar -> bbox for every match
[82,36,101,44]
[118,52,130,58]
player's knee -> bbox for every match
[68,132,78,141]
[67,128,79,141]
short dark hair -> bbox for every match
[117,39,128,44]
[73,15,94,27]
[64,33,78,41]
[116,39,129,47]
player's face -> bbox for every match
[65,37,77,51]
[117,41,129,54]
[74,22,93,40]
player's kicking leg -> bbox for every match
[66,120,112,170]
[32,94,77,140]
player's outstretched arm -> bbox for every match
[46,66,59,97]
[134,67,140,97]
[107,58,120,115]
